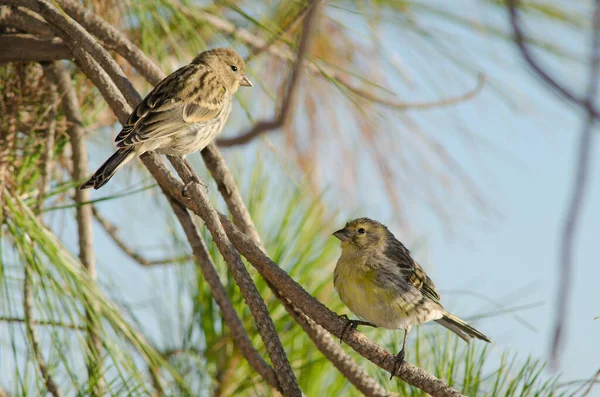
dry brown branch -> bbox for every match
[165,154,301,397]
[53,0,165,84]
[45,61,105,395]
[91,204,194,266]
[23,261,64,397]
[163,193,282,394]
[7,0,140,107]
[549,0,600,368]
[0,34,70,64]
[0,6,53,37]
[216,0,321,147]
[274,288,395,397]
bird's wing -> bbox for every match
[115,64,227,148]
[386,238,442,304]
[406,262,442,304]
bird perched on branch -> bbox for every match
[333,218,491,379]
[81,48,252,190]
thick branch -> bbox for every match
[9,0,141,107]
[54,0,165,84]
[46,61,105,395]
[217,0,321,147]
[0,34,70,64]
[163,194,282,393]
[0,6,53,37]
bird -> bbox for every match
[80,48,252,190]
[332,217,491,379]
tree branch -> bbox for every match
[506,0,600,118]
[216,0,321,147]
[164,155,301,397]
[8,0,141,107]
[45,61,105,395]
[163,193,283,394]
[550,0,600,368]
[0,34,70,64]
[53,0,165,85]
[0,6,53,37]
[274,287,395,397]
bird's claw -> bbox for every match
[338,315,376,344]
[390,349,405,380]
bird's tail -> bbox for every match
[80,147,135,190]
[435,312,491,343]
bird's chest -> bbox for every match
[334,254,398,327]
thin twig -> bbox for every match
[0,316,85,330]
[91,204,194,267]
[163,193,282,394]
[45,61,105,395]
[349,74,486,111]
[550,0,600,368]
[23,262,64,397]
[217,0,322,147]
[506,0,600,118]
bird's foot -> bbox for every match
[338,314,376,344]
[390,349,405,380]
[181,175,208,198]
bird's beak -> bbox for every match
[240,75,253,87]
[333,228,352,242]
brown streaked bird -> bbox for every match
[81,48,252,190]
[333,218,491,379]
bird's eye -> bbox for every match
[230,65,238,72]
[357,228,366,234]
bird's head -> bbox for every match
[333,218,390,251]
[194,48,252,93]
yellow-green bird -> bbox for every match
[333,217,491,378]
